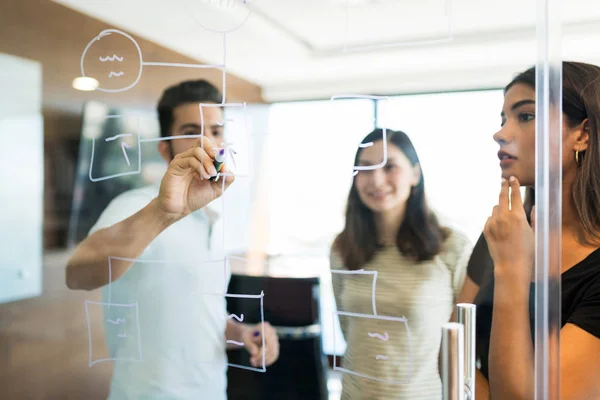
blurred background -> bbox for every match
[1,0,600,398]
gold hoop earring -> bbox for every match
[575,150,580,165]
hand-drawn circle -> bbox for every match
[182,0,252,34]
[81,29,143,93]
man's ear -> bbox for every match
[157,141,172,163]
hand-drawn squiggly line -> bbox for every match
[108,71,125,78]
[107,318,126,325]
[99,55,124,62]
[376,355,389,360]
[226,340,244,346]
[368,331,389,341]
[228,313,244,322]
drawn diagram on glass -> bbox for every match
[85,255,231,367]
[330,94,388,177]
[88,104,249,182]
[85,300,143,367]
[188,255,267,373]
[331,269,413,384]
[81,29,228,97]
[204,291,266,373]
[343,0,453,52]
[199,102,251,180]
[182,0,254,34]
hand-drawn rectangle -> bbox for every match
[88,115,141,182]
[199,102,251,178]
[201,291,266,373]
[331,268,379,316]
[333,311,412,384]
[85,300,143,367]
[330,95,388,172]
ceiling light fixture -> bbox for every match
[72,76,99,91]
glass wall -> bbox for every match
[0,0,571,399]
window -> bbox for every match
[377,90,504,243]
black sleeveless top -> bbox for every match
[467,233,600,379]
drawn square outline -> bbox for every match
[186,255,266,372]
[102,256,266,372]
[199,102,251,178]
[85,300,143,367]
[343,0,453,52]
[330,94,388,171]
[88,115,142,182]
[202,291,267,373]
[333,311,413,384]
[331,269,379,316]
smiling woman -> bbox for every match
[330,128,472,399]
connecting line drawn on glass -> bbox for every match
[330,94,388,177]
[201,291,267,373]
[81,29,229,100]
[343,0,453,53]
[85,300,143,367]
[182,0,253,34]
[331,269,379,316]
[333,311,412,384]
[88,105,249,182]
[198,102,250,181]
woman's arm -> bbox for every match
[488,269,534,400]
[490,276,600,400]
[476,369,491,400]
[560,323,600,399]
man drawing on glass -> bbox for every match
[65,80,279,400]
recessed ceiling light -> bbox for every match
[72,76,99,91]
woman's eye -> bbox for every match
[385,164,397,171]
[519,113,535,122]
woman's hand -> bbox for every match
[483,176,535,281]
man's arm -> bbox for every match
[66,198,177,291]
[66,137,233,291]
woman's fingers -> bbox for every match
[509,175,524,211]
[499,178,510,211]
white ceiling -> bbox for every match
[56,0,600,101]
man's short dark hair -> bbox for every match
[157,80,222,137]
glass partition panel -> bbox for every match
[0,0,580,399]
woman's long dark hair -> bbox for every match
[506,61,600,242]
[334,129,450,270]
